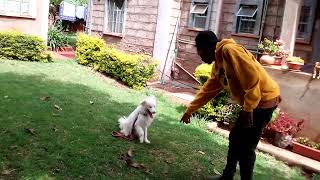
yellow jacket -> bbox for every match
[186,39,280,114]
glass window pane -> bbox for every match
[190,4,208,14]
[297,5,311,39]
[107,0,124,33]
[239,17,256,33]
[194,15,206,29]
[236,6,257,17]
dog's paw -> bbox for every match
[144,139,150,144]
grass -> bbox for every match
[0,59,311,179]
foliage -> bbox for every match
[297,137,320,150]
[194,63,213,85]
[258,38,279,55]
[66,33,77,48]
[47,21,68,50]
[215,104,241,123]
[266,111,304,136]
[0,31,52,62]
[0,60,306,179]
[194,63,237,121]
[76,33,158,89]
[286,56,305,64]
[271,108,281,122]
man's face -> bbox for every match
[197,47,215,64]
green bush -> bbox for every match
[66,33,77,48]
[47,22,68,50]
[194,63,240,121]
[76,33,158,89]
[0,31,52,62]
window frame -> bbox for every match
[0,0,37,19]
[296,0,317,43]
[233,0,263,36]
[188,0,212,30]
[103,0,127,36]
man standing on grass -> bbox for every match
[180,31,281,180]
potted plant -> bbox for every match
[286,56,304,71]
[258,38,279,65]
[293,137,320,161]
[264,111,304,148]
[274,40,289,65]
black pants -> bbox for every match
[222,107,276,180]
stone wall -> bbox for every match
[219,0,285,51]
[175,0,220,82]
[91,0,158,55]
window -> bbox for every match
[105,0,126,34]
[296,0,317,43]
[234,0,263,35]
[0,0,36,18]
[189,0,211,29]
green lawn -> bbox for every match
[0,59,309,179]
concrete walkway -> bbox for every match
[149,80,320,173]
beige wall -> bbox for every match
[0,0,49,42]
[265,66,320,142]
[91,0,159,55]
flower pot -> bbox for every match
[274,132,293,148]
[287,62,304,70]
[292,141,320,161]
[260,54,275,65]
[273,56,283,66]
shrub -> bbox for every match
[47,21,68,50]
[66,33,77,48]
[0,31,52,62]
[194,63,239,121]
[297,137,320,150]
[266,112,304,136]
[76,33,158,89]
[258,38,279,55]
[194,63,213,85]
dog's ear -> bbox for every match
[141,100,147,106]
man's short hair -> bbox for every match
[195,31,218,49]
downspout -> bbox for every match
[256,0,269,58]
[273,0,280,41]
[214,0,223,35]
[86,0,93,35]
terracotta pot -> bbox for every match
[292,141,320,161]
[287,62,304,70]
[260,54,275,65]
[273,56,283,66]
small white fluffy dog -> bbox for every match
[118,96,157,143]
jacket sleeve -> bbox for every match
[222,45,261,112]
[186,68,223,115]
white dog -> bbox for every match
[118,96,157,143]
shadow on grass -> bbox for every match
[0,72,305,180]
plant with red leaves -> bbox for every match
[266,111,304,136]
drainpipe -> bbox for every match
[256,0,269,58]
[214,0,223,35]
[86,0,93,35]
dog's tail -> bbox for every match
[118,117,132,136]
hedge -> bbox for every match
[76,33,158,89]
[194,63,240,122]
[0,31,52,62]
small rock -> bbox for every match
[207,122,218,131]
